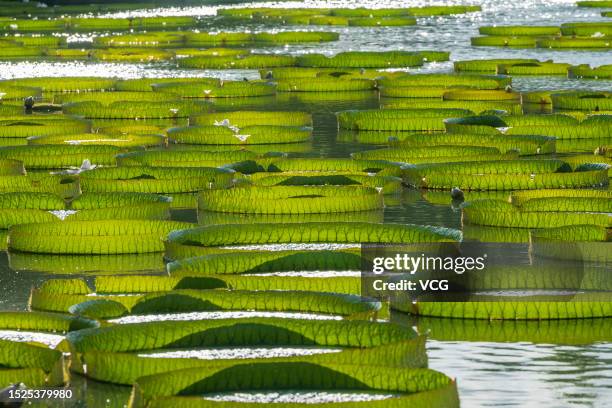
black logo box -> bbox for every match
[360,242,611,302]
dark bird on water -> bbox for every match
[24,96,34,111]
[451,187,464,201]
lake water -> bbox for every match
[1,0,611,407]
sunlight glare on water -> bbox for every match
[138,347,342,360]
[1,0,610,92]
[204,390,396,404]
[0,330,65,348]
[109,311,343,323]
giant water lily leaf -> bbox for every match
[199,185,384,214]
[9,220,193,254]
[96,275,361,296]
[76,337,426,385]
[0,311,97,332]
[166,250,361,274]
[129,362,459,408]
[67,318,416,353]
[166,222,462,249]
[8,252,165,274]
[409,315,612,345]
[400,293,612,319]
[462,199,611,228]
[31,284,380,319]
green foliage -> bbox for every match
[471,36,538,47]
[63,100,209,119]
[116,150,256,168]
[199,185,383,214]
[551,92,612,111]
[497,62,572,75]
[297,52,430,68]
[536,37,612,49]
[462,198,611,228]
[192,111,311,127]
[0,16,199,33]
[415,316,612,345]
[352,145,505,162]
[276,78,376,92]
[77,336,425,385]
[0,144,121,168]
[178,54,297,69]
[403,293,612,319]
[0,116,90,138]
[165,223,461,256]
[454,58,539,73]
[167,250,361,275]
[0,339,67,387]
[0,311,96,332]
[29,133,165,148]
[560,22,612,36]
[577,1,612,7]
[9,220,192,254]
[338,108,472,131]
[569,64,612,79]
[479,26,560,36]
[3,77,116,92]
[68,318,417,353]
[378,73,512,90]
[79,166,235,194]
[131,362,458,408]
[154,81,276,98]
[395,133,554,155]
[168,125,311,145]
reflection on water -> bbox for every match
[68,375,132,408]
[394,314,612,407]
[1,0,611,407]
[428,340,612,408]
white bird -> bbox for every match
[81,159,93,171]
[214,119,231,127]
